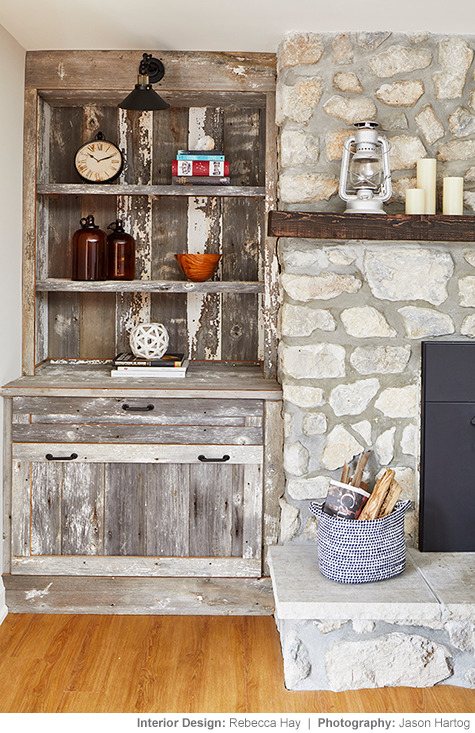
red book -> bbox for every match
[172,159,229,176]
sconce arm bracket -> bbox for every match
[139,53,165,84]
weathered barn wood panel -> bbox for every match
[12,423,263,444]
[3,574,275,615]
[11,455,262,576]
[35,96,267,364]
[12,395,264,421]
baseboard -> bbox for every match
[3,574,275,615]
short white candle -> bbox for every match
[443,177,464,215]
[417,159,437,214]
[405,188,426,215]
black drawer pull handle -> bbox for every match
[198,454,230,463]
[45,452,78,461]
[122,403,155,412]
[471,417,475,425]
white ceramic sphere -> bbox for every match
[129,323,169,359]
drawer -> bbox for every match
[12,396,264,445]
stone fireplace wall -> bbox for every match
[276,31,475,545]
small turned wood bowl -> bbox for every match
[175,253,221,282]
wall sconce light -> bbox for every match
[339,121,391,214]
[118,53,170,111]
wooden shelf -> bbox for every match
[268,211,475,242]
[37,183,266,198]
[36,279,264,293]
[2,361,282,400]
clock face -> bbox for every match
[74,139,123,183]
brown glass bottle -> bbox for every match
[72,215,107,280]
[107,220,135,280]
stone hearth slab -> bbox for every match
[407,549,475,620]
[268,545,475,690]
[269,545,443,623]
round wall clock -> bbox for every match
[74,132,124,183]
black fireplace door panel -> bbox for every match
[421,402,475,551]
[421,341,475,552]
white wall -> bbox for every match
[0,24,25,623]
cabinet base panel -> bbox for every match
[2,574,275,616]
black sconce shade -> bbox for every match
[119,53,170,111]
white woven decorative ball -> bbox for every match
[129,323,169,359]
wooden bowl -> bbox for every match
[175,253,221,282]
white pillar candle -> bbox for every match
[405,188,426,214]
[443,177,464,215]
[416,159,437,214]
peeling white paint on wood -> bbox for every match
[25,582,53,599]
[187,198,208,254]
[188,107,207,150]
[187,292,222,360]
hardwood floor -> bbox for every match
[0,613,474,713]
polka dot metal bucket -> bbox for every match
[309,500,411,584]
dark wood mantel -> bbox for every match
[268,210,475,242]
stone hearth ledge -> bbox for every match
[268,546,475,691]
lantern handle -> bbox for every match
[338,136,355,203]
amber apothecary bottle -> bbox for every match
[107,220,135,280]
[72,215,107,280]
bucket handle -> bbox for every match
[310,499,411,518]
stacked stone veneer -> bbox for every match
[276,31,475,545]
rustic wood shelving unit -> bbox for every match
[1,50,283,614]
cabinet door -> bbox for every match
[11,444,263,577]
[420,402,475,551]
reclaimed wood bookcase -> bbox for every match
[2,51,283,613]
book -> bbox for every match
[111,369,187,378]
[113,352,185,367]
[176,152,225,161]
[172,176,230,186]
[177,149,224,156]
[111,359,189,377]
[172,160,229,177]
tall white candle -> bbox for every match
[417,159,437,214]
[405,188,425,215]
[443,177,464,215]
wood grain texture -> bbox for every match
[2,361,283,400]
[25,51,277,92]
[0,613,474,713]
[36,279,265,292]
[12,422,264,444]
[13,395,264,421]
[263,91,279,379]
[2,399,13,573]
[22,88,39,375]
[268,210,475,242]
[3,575,275,615]
[10,442,263,576]
[38,183,265,197]
[12,443,264,463]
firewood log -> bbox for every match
[378,477,402,518]
[358,468,395,520]
[340,463,350,484]
[351,450,371,488]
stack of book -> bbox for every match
[172,149,230,186]
[110,352,189,378]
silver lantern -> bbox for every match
[339,121,391,214]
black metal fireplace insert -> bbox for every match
[421,340,475,551]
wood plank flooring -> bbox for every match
[0,614,474,713]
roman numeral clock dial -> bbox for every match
[74,132,124,183]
